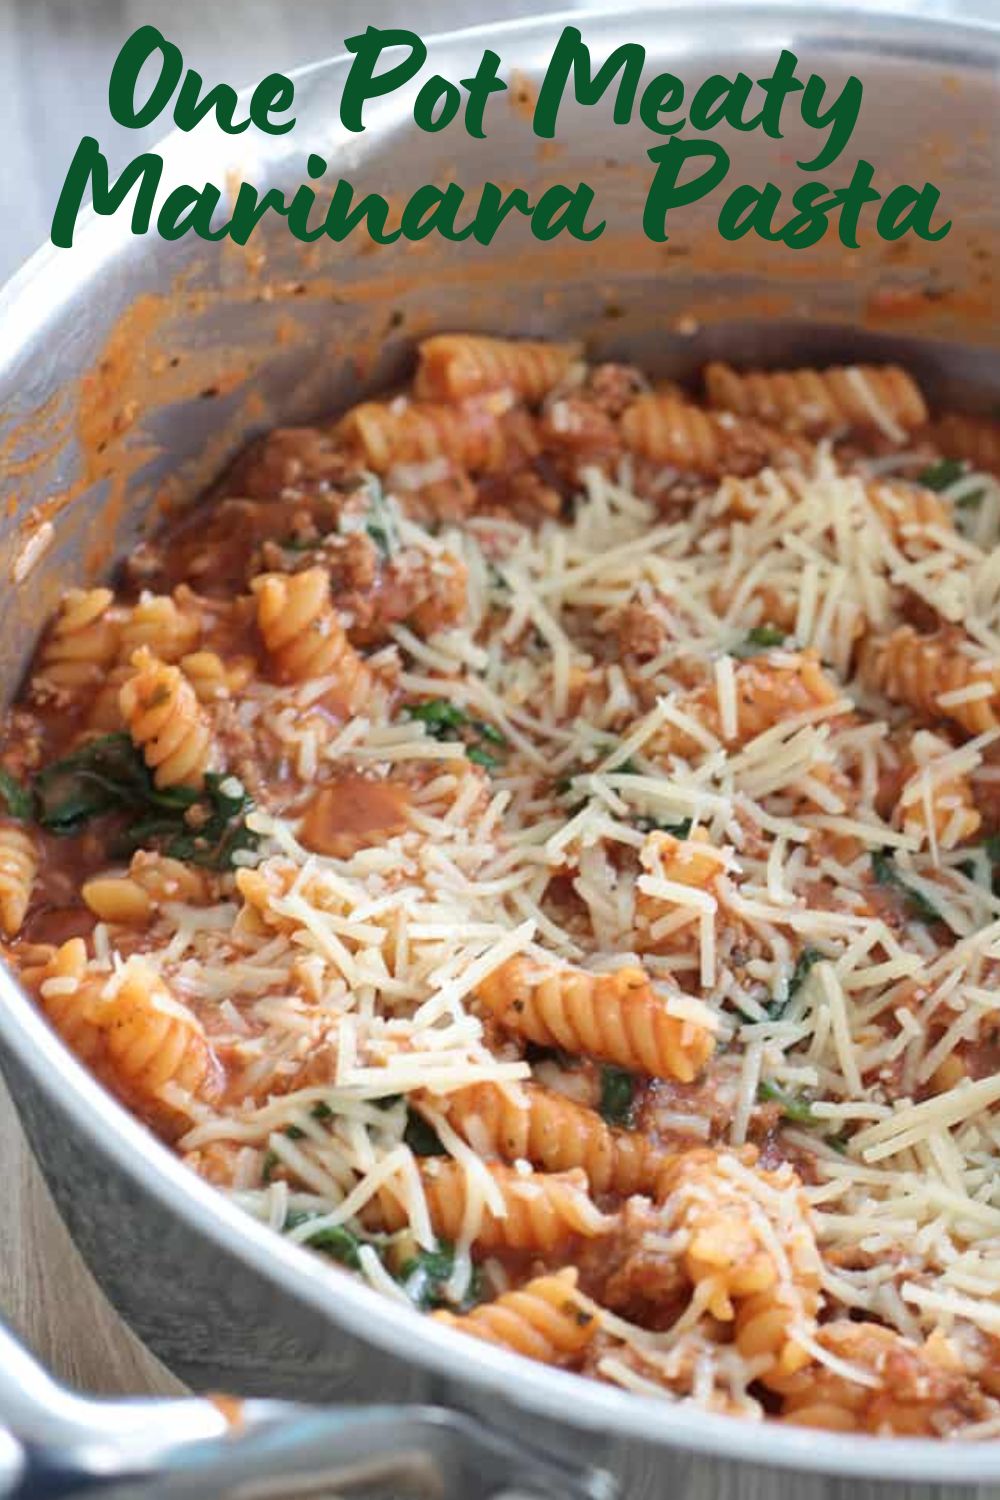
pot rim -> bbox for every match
[2,2,999,1481]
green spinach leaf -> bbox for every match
[403,1107,448,1157]
[757,1079,818,1126]
[398,1243,484,1311]
[767,947,823,1020]
[871,849,941,923]
[406,699,468,738]
[466,744,500,770]
[599,1065,637,1128]
[758,1080,849,1153]
[917,458,964,491]
[405,700,507,773]
[34,734,174,833]
[917,459,985,509]
[732,625,787,658]
[0,768,33,821]
[284,1211,365,1270]
[633,815,693,838]
[33,736,258,871]
[362,478,398,560]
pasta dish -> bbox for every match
[1,335,999,1435]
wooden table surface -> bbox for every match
[0,5,993,1498]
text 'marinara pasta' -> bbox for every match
[50,24,950,252]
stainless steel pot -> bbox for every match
[0,5,998,1496]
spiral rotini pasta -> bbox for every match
[657,1148,822,1386]
[415,334,582,403]
[372,1161,612,1253]
[119,647,216,789]
[896,730,981,849]
[26,938,103,1064]
[778,1324,995,1436]
[337,397,532,475]
[620,394,812,477]
[0,822,37,938]
[713,467,952,562]
[704,360,928,439]
[432,1269,597,1363]
[86,664,132,732]
[640,826,729,891]
[253,568,371,707]
[433,1081,667,1196]
[81,875,154,926]
[649,651,841,759]
[633,827,735,957]
[26,942,218,1130]
[860,625,1000,735]
[477,957,715,1082]
[34,588,120,694]
[865,478,952,549]
[82,852,212,926]
[928,411,1000,475]
[129,852,211,904]
[232,860,299,934]
[3,339,999,1435]
[119,593,200,664]
[179,650,255,703]
[96,957,218,1111]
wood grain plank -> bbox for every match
[0,1078,181,1395]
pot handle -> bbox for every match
[0,1318,616,1500]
